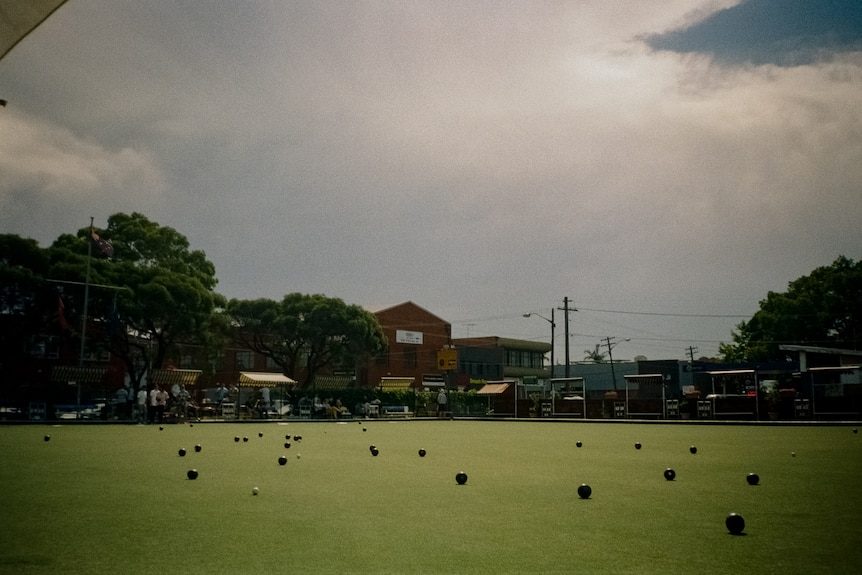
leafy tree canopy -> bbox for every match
[227,293,387,387]
[720,256,862,361]
[49,213,226,384]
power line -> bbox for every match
[576,307,750,319]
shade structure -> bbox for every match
[0,0,68,61]
[51,366,107,384]
[238,372,296,387]
[312,375,353,391]
[476,382,511,395]
[150,369,201,388]
[378,377,414,391]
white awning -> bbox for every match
[238,372,296,386]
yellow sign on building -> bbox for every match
[437,349,458,371]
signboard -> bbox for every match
[437,349,458,371]
[396,330,423,345]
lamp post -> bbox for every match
[523,310,555,377]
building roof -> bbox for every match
[238,372,296,386]
[453,336,551,353]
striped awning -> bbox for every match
[150,369,201,387]
[477,383,511,395]
[51,366,107,384]
[238,372,296,387]
[378,376,414,390]
[312,375,353,390]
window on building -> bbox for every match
[236,351,255,370]
[403,347,417,368]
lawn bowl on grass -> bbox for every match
[577,483,592,499]
[664,468,676,481]
[726,513,745,535]
[455,471,468,485]
[746,473,760,486]
[3,421,861,574]
[186,469,198,480]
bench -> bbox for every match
[381,405,413,418]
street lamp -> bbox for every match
[523,310,555,375]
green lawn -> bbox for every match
[1,420,860,574]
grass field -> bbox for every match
[1,420,861,574]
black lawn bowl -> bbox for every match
[371,448,379,457]
[577,484,592,499]
[418,449,427,457]
[243,437,249,442]
[746,473,760,486]
[187,469,199,480]
[194,444,202,453]
[726,513,745,535]
[455,472,468,485]
[234,436,240,442]
[286,435,291,440]
[284,442,291,449]
[43,435,50,442]
[576,441,582,448]
[854,428,858,434]
[664,468,676,481]
[363,427,367,432]
[159,426,164,431]
[258,432,263,438]
[293,435,301,442]
[278,456,288,466]
[690,446,697,454]
[178,448,187,457]
[369,445,376,452]
[635,442,642,450]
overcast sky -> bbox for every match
[1,0,860,363]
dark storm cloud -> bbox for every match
[647,0,862,66]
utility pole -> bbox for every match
[557,298,577,378]
[687,346,698,362]
[604,336,618,391]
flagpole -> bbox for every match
[77,217,93,419]
[79,217,93,367]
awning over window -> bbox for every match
[238,372,296,387]
[51,366,107,384]
[312,375,353,390]
[477,383,511,395]
[378,376,414,390]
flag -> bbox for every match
[91,231,114,258]
[57,296,70,330]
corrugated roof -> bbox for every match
[476,383,511,395]
[238,372,296,386]
[151,369,201,387]
[378,376,414,390]
[51,366,107,384]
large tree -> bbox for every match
[720,256,862,361]
[48,213,226,387]
[227,293,387,387]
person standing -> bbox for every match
[437,389,448,418]
[156,386,169,423]
[261,386,271,418]
[136,385,148,423]
[149,386,160,423]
